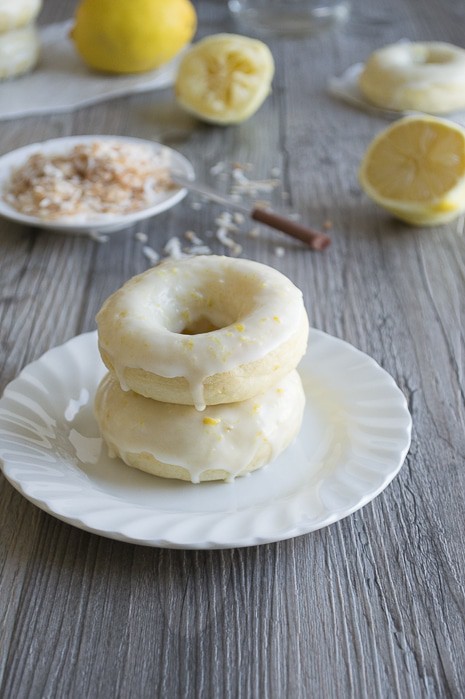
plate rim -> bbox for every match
[0,135,194,234]
[0,329,412,549]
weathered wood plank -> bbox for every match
[0,0,464,697]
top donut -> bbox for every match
[359,41,465,114]
[96,255,309,411]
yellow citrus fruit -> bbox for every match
[175,33,274,125]
[70,0,197,74]
[359,115,465,226]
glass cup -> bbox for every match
[228,0,350,38]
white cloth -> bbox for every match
[0,20,181,121]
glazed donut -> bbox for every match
[94,370,305,483]
[0,0,42,34]
[96,255,309,410]
[359,42,465,114]
[0,24,40,80]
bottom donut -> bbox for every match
[0,25,40,81]
[94,370,305,483]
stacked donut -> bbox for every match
[0,0,41,81]
[94,255,309,483]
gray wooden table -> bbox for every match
[1,0,464,697]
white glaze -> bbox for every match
[96,255,307,410]
[0,24,40,79]
[94,370,305,483]
[0,0,42,33]
[360,42,465,113]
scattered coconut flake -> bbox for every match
[142,245,160,265]
[254,199,271,209]
[215,211,238,232]
[210,161,225,176]
[230,194,243,203]
[232,167,250,184]
[216,227,237,248]
[88,230,109,243]
[184,230,203,245]
[192,160,308,256]
[164,236,185,260]
[186,244,212,255]
[135,231,148,243]
[231,172,280,196]
[190,201,202,210]
[232,161,253,172]
[216,227,243,256]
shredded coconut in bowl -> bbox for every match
[3,140,177,221]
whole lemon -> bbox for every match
[71,0,197,74]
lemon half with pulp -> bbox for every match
[175,33,275,125]
[359,115,465,226]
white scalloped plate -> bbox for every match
[0,330,411,549]
[0,136,194,235]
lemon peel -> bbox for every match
[175,33,274,125]
[359,115,465,226]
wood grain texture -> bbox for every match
[0,0,464,697]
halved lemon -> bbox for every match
[175,33,274,125]
[359,115,465,225]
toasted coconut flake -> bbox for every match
[4,141,176,221]
[184,230,203,245]
[164,236,185,260]
[142,245,160,265]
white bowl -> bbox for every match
[0,135,194,235]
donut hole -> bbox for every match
[419,48,451,65]
[181,316,221,335]
[164,269,262,335]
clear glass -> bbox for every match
[228,0,350,38]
